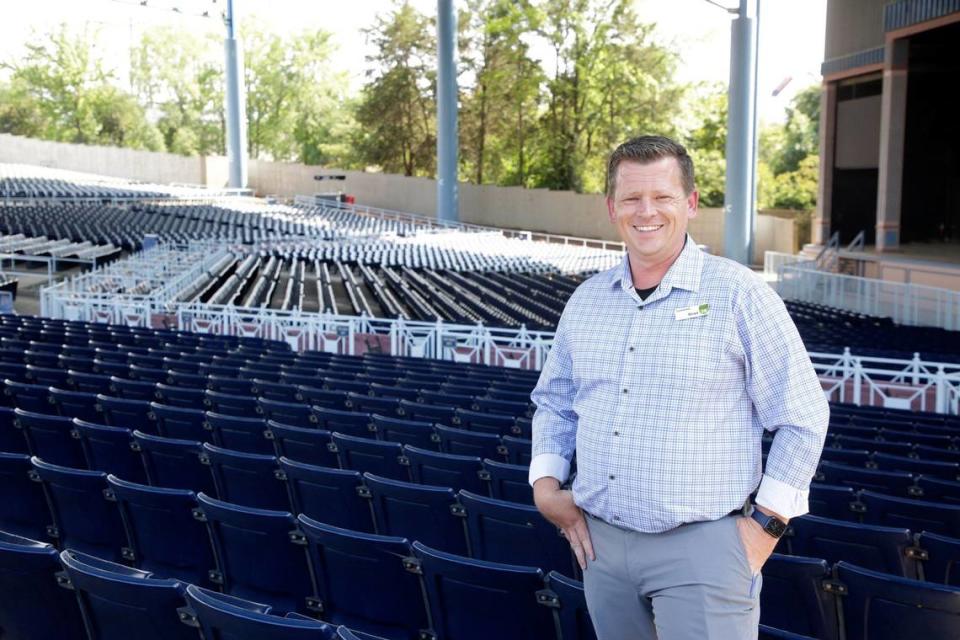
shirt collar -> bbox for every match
[608,234,703,294]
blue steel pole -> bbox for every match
[436,0,459,223]
[224,0,248,189]
[723,0,758,264]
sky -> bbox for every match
[0,0,826,124]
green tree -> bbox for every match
[682,83,727,207]
[354,2,437,176]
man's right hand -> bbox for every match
[533,477,595,570]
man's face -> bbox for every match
[606,157,698,265]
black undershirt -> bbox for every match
[636,285,659,301]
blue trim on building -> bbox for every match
[885,0,960,32]
[820,47,885,77]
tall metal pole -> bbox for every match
[224,0,248,189]
[436,0,459,223]
[723,0,759,264]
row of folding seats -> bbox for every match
[0,523,591,640]
[831,402,960,431]
[774,510,960,584]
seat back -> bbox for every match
[15,407,87,468]
[73,419,146,483]
[150,402,208,441]
[837,561,960,640]
[298,515,428,640]
[267,421,338,468]
[258,398,319,429]
[0,404,29,454]
[133,430,215,494]
[483,458,532,503]
[0,452,50,539]
[97,395,156,433]
[808,483,858,521]
[405,445,486,494]
[49,388,103,422]
[435,424,503,460]
[5,379,53,413]
[183,584,338,640]
[917,532,960,587]
[460,490,575,576]
[414,541,555,640]
[543,571,596,640]
[759,554,840,640]
[371,414,438,450]
[314,407,375,438]
[280,457,375,533]
[818,462,915,497]
[59,549,197,640]
[0,531,85,640]
[788,514,918,578]
[107,475,216,586]
[332,432,409,481]
[365,473,469,555]
[201,442,289,511]
[860,490,960,539]
[196,492,315,615]
[30,457,127,562]
[206,411,272,454]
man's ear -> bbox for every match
[686,190,700,219]
[606,196,617,224]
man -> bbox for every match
[529,135,828,639]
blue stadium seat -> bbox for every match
[182,584,338,640]
[315,407,376,438]
[538,570,596,640]
[459,490,575,576]
[422,390,473,410]
[808,483,858,521]
[500,435,533,466]
[296,386,350,411]
[297,515,429,640]
[25,364,70,387]
[917,476,960,505]
[15,408,87,468]
[368,383,420,402]
[332,432,409,481]
[483,458,533,503]
[201,443,289,511]
[150,402,208,441]
[108,376,157,402]
[207,376,255,396]
[337,627,391,640]
[787,514,919,578]
[859,490,960,538]
[196,492,316,615]
[29,457,126,562]
[48,388,103,422]
[107,475,215,586]
[364,473,469,555]
[873,453,960,482]
[413,541,555,640]
[252,379,301,403]
[454,409,516,437]
[67,370,113,395]
[128,365,168,385]
[405,446,487,494]
[0,404,29,453]
[817,461,916,497]
[206,411,272,454]
[346,392,400,417]
[917,532,960,587]
[819,447,872,467]
[154,383,205,409]
[59,549,197,640]
[73,419,146,483]
[133,430,215,494]
[205,390,261,417]
[758,554,839,640]
[267,420,338,467]
[0,452,50,540]
[98,395,156,433]
[281,458,375,533]
[258,398,321,429]
[0,531,85,640]
[758,626,818,640]
[836,560,960,640]
[435,424,503,460]
[397,399,457,424]
[167,370,208,389]
[371,414,438,450]
[4,379,52,413]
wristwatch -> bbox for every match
[749,507,788,539]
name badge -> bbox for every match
[674,303,709,321]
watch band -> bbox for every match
[749,507,788,539]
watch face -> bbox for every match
[765,517,788,538]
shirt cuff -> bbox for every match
[755,474,809,520]
[528,453,571,487]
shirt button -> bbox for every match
[613,515,621,521]
[628,346,635,352]
[636,305,643,310]
[622,388,628,394]
[609,474,615,480]
[613,431,620,436]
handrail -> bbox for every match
[846,230,865,252]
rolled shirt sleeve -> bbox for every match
[738,280,830,519]
[529,294,580,487]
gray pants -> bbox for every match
[583,513,761,640]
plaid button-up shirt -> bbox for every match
[529,236,829,533]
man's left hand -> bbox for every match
[734,506,784,575]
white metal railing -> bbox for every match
[763,251,813,275]
[35,292,960,415]
[777,263,960,331]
